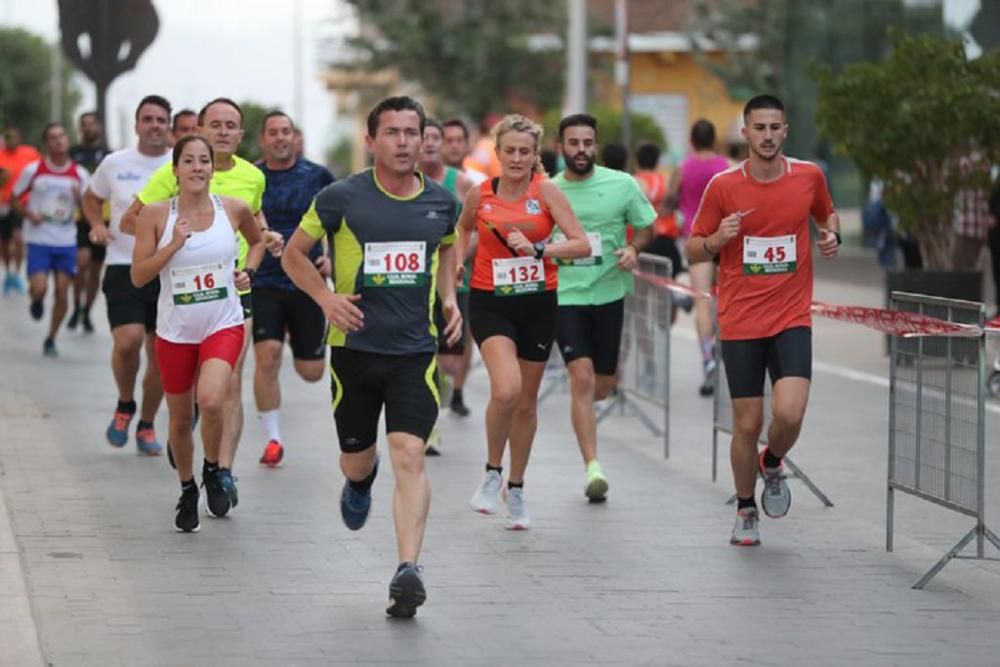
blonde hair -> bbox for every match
[492,114,545,175]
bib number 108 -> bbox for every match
[383,252,421,273]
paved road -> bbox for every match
[2,246,1000,666]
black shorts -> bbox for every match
[469,289,558,362]
[252,287,327,360]
[329,348,439,452]
[435,290,470,355]
[644,235,684,277]
[76,221,107,263]
[102,264,159,331]
[240,293,253,320]
[720,326,812,399]
[0,212,22,242]
[556,299,626,376]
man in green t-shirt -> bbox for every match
[552,113,656,503]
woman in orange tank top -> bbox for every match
[457,114,588,530]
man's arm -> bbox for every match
[119,198,145,235]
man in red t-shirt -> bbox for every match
[686,94,840,547]
[0,128,42,293]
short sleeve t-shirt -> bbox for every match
[690,157,835,341]
[298,169,458,355]
[552,166,656,306]
[14,159,89,247]
[87,147,171,265]
[138,155,265,271]
[0,145,42,212]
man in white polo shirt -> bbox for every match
[83,95,173,455]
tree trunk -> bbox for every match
[913,215,953,270]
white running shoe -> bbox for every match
[730,507,761,546]
[504,487,530,530]
[470,469,502,514]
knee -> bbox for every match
[170,415,193,433]
[734,412,764,440]
[514,402,537,423]
[491,383,520,412]
[115,333,144,356]
[198,389,226,416]
[394,440,426,476]
[593,376,617,401]
[772,401,806,430]
[256,347,282,375]
[295,361,325,383]
[569,366,596,397]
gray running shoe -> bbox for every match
[730,507,761,546]
[470,469,502,514]
[504,487,530,530]
[759,450,791,518]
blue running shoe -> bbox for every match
[218,468,239,510]
[106,410,133,447]
[136,426,162,456]
[386,562,426,619]
[340,457,378,531]
[2,274,13,294]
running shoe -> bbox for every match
[424,427,441,457]
[106,410,133,447]
[67,306,80,330]
[2,274,12,294]
[699,358,716,397]
[259,439,284,467]
[759,448,791,518]
[42,338,57,358]
[470,469,502,514]
[29,299,43,321]
[449,395,470,417]
[340,457,378,531]
[136,426,162,456]
[203,466,232,518]
[730,507,761,546]
[386,562,426,619]
[11,274,25,294]
[584,460,609,502]
[504,487,530,530]
[175,486,200,533]
[81,310,94,334]
[217,468,239,510]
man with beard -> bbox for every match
[686,95,840,547]
[252,111,334,467]
[84,95,173,454]
[551,114,656,502]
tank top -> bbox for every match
[678,154,730,238]
[441,166,459,196]
[470,172,558,294]
[156,195,243,344]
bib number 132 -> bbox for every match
[493,257,545,295]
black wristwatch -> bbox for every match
[244,267,256,282]
[533,242,545,259]
[833,231,842,246]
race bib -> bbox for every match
[363,241,427,287]
[743,235,796,275]
[554,232,603,266]
[171,262,228,305]
[493,256,545,296]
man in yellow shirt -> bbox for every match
[121,97,281,517]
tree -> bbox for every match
[236,101,279,165]
[813,32,1000,269]
[0,27,81,148]
[341,0,565,122]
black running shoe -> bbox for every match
[29,299,43,321]
[82,310,94,334]
[67,306,80,329]
[449,397,470,418]
[386,562,426,619]
[217,468,239,510]
[203,466,231,518]
[43,338,57,358]
[175,486,200,532]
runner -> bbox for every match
[282,95,462,618]
[686,95,840,546]
[121,97,280,508]
[11,123,89,357]
[667,120,731,396]
[0,127,40,295]
[68,112,111,333]
[460,114,589,529]
[552,114,656,502]
[170,109,197,148]
[83,95,173,455]
[253,110,334,467]
[442,118,487,185]
[420,118,474,454]
[130,135,264,532]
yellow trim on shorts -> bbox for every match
[330,361,344,412]
[424,356,440,408]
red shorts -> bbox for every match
[155,325,246,394]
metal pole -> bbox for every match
[614,0,631,161]
[50,40,63,122]
[887,300,897,552]
[563,0,587,116]
[293,0,305,125]
[977,302,986,558]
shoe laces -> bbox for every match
[483,471,502,495]
[763,465,785,494]
[506,488,525,516]
[113,412,132,431]
[738,509,759,530]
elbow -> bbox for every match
[130,267,146,288]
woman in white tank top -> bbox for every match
[131,135,264,533]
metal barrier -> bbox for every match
[538,253,672,458]
[887,291,1000,589]
[711,330,834,507]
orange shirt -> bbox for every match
[634,169,679,238]
[691,157,834,341]
[464,137,502,179]
[0,145,42,204]
[470,173,558,293]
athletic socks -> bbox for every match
[117,400,137,414]
[260,409,281,442]
[763,449,783,469]
[507,481,524,490]
[737,496,757,510]
[486,463,502,475]
[348,463,378,493]
[136,420,154,432]
[700,337,715,365]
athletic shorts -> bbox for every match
[252,287,326,360]
[469,289,558,362]
[720,326,812,399]
[0,212,22,242]
[240,293,253,320]
[26,244,76,277]
[556,299,626,376]
[329,347,438,452]
[76,221,107,263]
[102,264,159,331]
[435,290,470,355]
[644,235,684,277]
[155,325,246,394]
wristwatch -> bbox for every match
[533,242,545,259]
[244,267,256,282]
[833,231,842,246]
